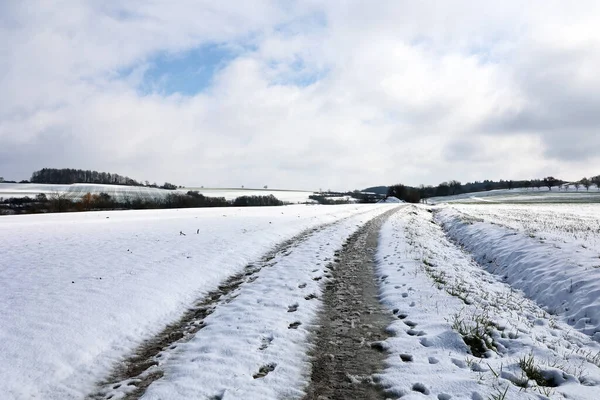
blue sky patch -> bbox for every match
[136,44,238,96]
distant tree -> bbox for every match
[507,180,514,190]
[81,192,94,211]
[49,192,71,212]
[574,181,581,191]
[543,176,559,191]
[233,195,283,207]
[161,182,177,190]
[35,193,48,203]
[0,177,4,182]
[581,177,592,191]
[264,185,268,189]
[449,180,462,195]
[436,182,451,196]
[524,180,532,191]
[387,184,420,203]
[592,176,599,190]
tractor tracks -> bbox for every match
[302,207,400,400]
[88,208,387,400]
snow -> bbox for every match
[323,195,360,203]
[0,204,388,399]
[137,206,391,400]
[378,196,404,203]
[428,186,600,204]
[0,183,314,203]
[437,205,600,338]
[184,188,313,203]
[0,182,171,201]
[376,205,600,399]
[4,200,600,400]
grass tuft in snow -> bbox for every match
[450,309,498,358]
[518,354,550,387]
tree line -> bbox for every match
[29,168,178,190]
[0,191,284,215]
[387,175,600,203]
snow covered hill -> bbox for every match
[0,183,314,203]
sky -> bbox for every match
[1,1,599,190]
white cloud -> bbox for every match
[1,1,599,189]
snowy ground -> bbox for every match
[183,187,314,203]
[377,206,600,399]
[3,201,600,400]
[428,186,600,204]
[0,204,389,399]
[0,183,314,203]
[438,204,600,338]
[0,183,171,201]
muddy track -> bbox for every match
[303,207,400,400]
[87,209,381,400]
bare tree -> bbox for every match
[590,176,600,191]
[581,177,592,191]
[543,176,559,191]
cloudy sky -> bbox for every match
[1,1,599,190]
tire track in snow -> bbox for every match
[87,207,386,400]
[302,207,402,400]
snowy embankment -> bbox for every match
[376,206,600,399]
[0,204,387,399]
[436,206,600,340]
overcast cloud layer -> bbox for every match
[1,1,599,190]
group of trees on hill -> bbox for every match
[386,175,600,203]
[29,168,178,190]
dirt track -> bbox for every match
[303,208,400,400]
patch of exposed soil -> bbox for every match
[303,207,400,400]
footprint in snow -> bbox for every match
[288,321,302,329]
[412,383,430,395]
[400,354,414,362]
[298,283,307,289]
[287,304,299,312]
[259,336,273,351]
[253,363,276,379]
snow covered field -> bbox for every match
[0,204,389,399]
[3,200,600,400]
[0,183,314,203]
[438,204,600,339]
[429,186,600,204]
[377,206,600,399]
